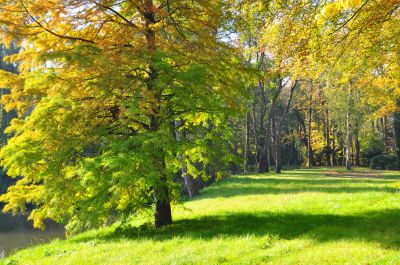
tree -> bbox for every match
[0,0,243,231]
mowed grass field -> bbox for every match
[3,167,400,265]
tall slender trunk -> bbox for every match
[270,114,279,172]
[325,109,332,166]
[257,78,270,173]
[354,129,360,166]
[332,129,337,166]
[257,110,270,173]
[345,109,352,170]
[308,80,313,167]
[144,0,172,227]
[345,87,354,171]
[252,101,261,168]
[274,128,282,173]
[183,175,199,198]
[243,113,250,173]
[383,117,389,154]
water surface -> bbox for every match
[0,213,65,257]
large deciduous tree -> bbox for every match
[0,0,243,231]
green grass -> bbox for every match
[4,167,400,265]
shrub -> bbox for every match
[370,154,398,170]
[386,162,399,170]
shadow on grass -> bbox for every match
[75,209,400,250]
[193,176,399,200]
[283,170,400,180]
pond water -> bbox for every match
[0,213,65,257]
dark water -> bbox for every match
[0,213,65,257]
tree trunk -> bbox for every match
[354,129,360,166]
[270,80,297,174]
[257,114,270,173]
[154,180,172,228]
[341,147,345,166]
[308,81,313,168]
[271,114,278,172]
[295,109,316,166]
[257,78,270,173]
[252,101,261,169]
[332,128,337,166]
[243,113,250,173]
[183,175,200,198]
[257,117,270,173]
[257,148,270,173]
[325,109,332,166]
[345,110,352,170]
[383,117,389,153]
[144,0,172,227]
[274,127,282,173]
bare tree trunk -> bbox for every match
[274,129,282,173]
[308,80,313,168]
[383,117,389,153]
[271,114,279,172]
[345,110,352,170]
[325,109,332,166]
[252,101,261,169]
[183,175,200,198]
[243,113,250,173]
[332,129,337,166]
[354,129,360,167]
[257,114,270,173]
[257,78,270,173]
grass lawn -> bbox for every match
[3,167,400,265]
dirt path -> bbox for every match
[323,170,386,179]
